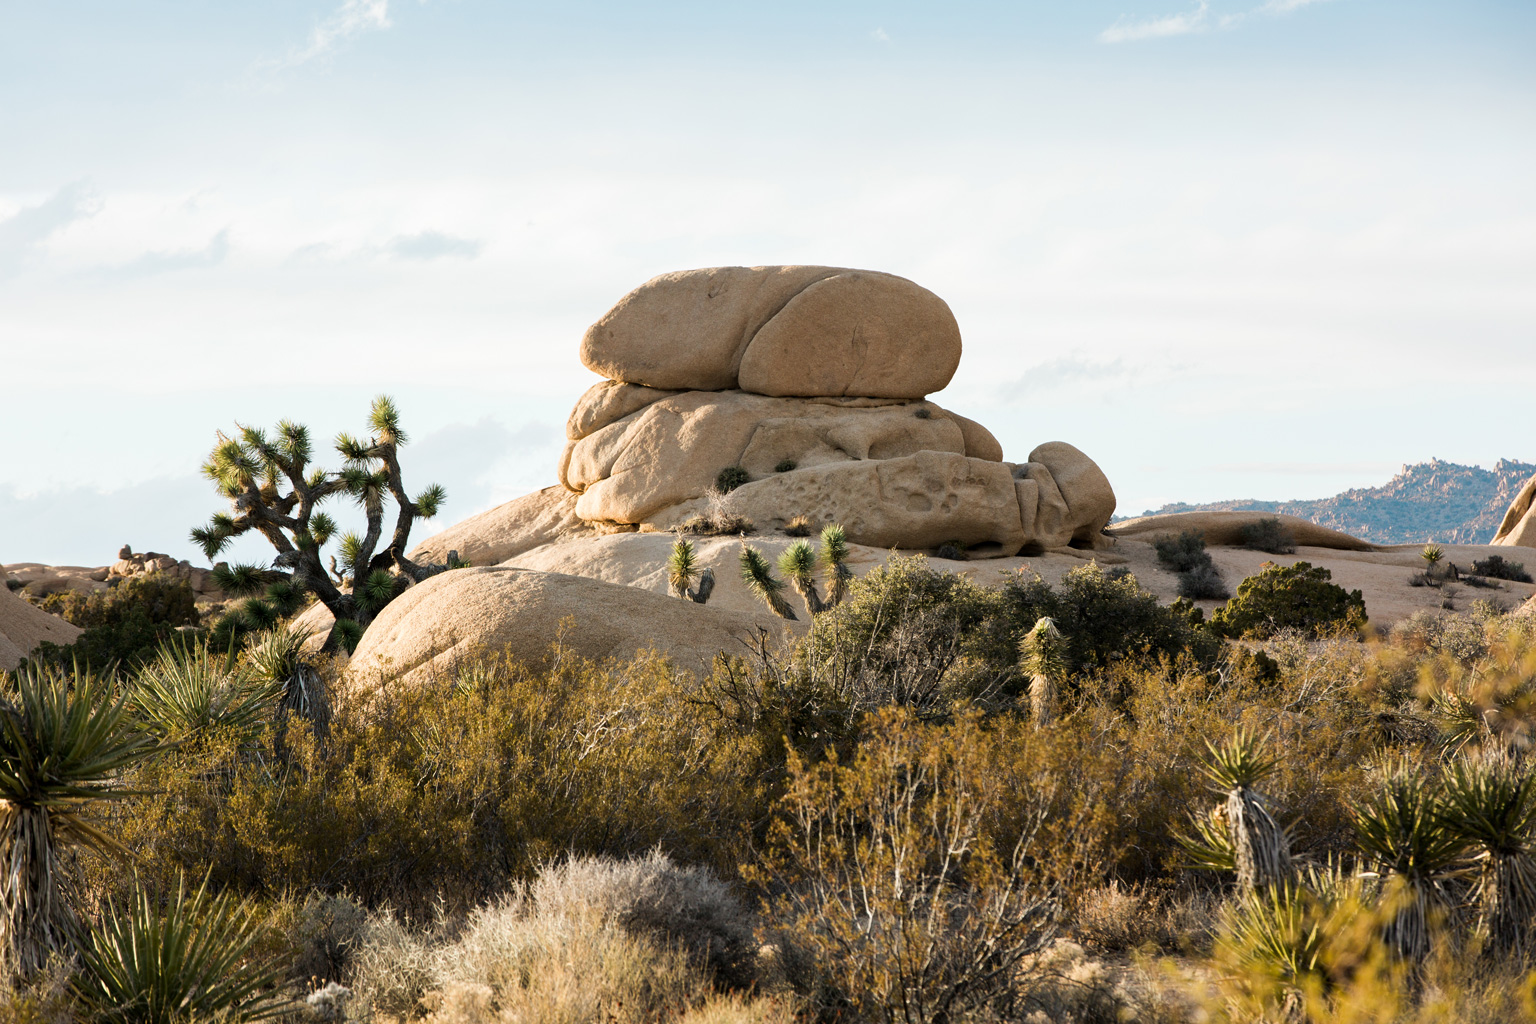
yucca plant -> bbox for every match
[1422,545,1444,570]
[1352,762,1467,961]
[1198,729,1293,893]
[1440,755,1536,959]
[129,641,285,745]
[1217,882,1330,1017]
[819,523,853,607]
[777,540,825,616]
[740,545,797,620]
[242,625,328,730]
[73,873,287,1022]
[665,538,714,604]
[1018,616,1066,727]
[0,664,158,978]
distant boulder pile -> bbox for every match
[3,545,224,601]
[560,265,1117,553]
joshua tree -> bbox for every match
[192,396,452,650]
[1200,729,1293,895]
[820,523,853,607]
[666,539,714,604]
[1440,755,1536,959]
[778,540,825,616]
[740,544,797,621]
[1019,616,1065,727]
[0,664,158,978]
[1421,545,1444,571]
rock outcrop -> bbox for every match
[348,566,778,689]
[0,578,82,671]
[1493,474,1536,549]
[581,266,962,398]
[560,265,1116,552]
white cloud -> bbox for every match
[1101,0,1335,43]
[871,27,891,43]
[280,0,392,67]
[105,229,230,277]
[386,230,483,261]
[0,182,99,280]
[1099,1,1209,43]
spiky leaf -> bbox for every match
[740,545,797,621]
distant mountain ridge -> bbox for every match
[1132,459,1536,545]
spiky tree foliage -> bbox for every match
[1019,616,1066,727]
[129,641,285,745]
[73,873,287,1022]
[778,540,825,616]
[1422,545,1444,569]
[1198,729,1293,894]
[192,396,449,649]
[665,539,714,604]
[740,545,797,621]
[819,523,853,607]
[1352,763,1467,961]
[668,539,700,600]
[1440,756,1536,959]
[0,665,158,978]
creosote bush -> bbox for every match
[1209,560,1367,640]
[1474,554,1533,584]
[1239,517,1297,554]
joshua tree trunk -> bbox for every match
[1028,674,1056,728]
[0,805,76,978]
[1226,786,1292,894]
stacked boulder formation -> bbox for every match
[558,265,1117,554]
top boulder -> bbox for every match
[580,266,962,399]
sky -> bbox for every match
[1,0,1533,567]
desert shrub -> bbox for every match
[1473,554,1533,584]
[998,562,1222,678]
[26,573,200,673]
[1209,561,1367,640]
[1178,562,1230,600]
[782,515,812,538]
[1154,530,1212,574]
[934,540,967,561]
[1239,517,1297,554]
[798,556,1012,719]
[912,407,932,419]
[772,458,797,473]
[527,852,755,988]
[346,854,757,1023]
[103,651,765,914]
[753,708,1108,1023]
[714,466,750,493]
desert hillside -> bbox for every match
[1135,458,1536,545]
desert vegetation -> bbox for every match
[5,554,1536,1022]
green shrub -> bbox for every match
[1472,554,1532,584]
[1209,561,1366,639]
[1239,518,1297,555]
[714,466,750,493]
[1178,563,1230,600]
[27,574,200,673]
[773,458,797,473]
[998,562,1222,678]
[799,556,1011,718]
[1154,530,1212,574]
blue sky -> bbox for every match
[2,1,1533,566]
